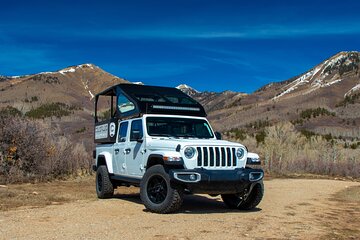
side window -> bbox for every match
[130,119,143,141]
[117,93,135,113]
[118,122,128,142]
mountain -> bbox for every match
[0,63,128,111]
[205,51,360,139]
[265,51,359,101]
[1,51,359,143]
[176,84,247,112]
[176,84,199,96]
[0,64,128,149]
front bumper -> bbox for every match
[169,168,264,194]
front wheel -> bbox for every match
[140,165,183,213]
[221,181,264,210]
[96,165,114,199]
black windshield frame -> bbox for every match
[146,117,214,139]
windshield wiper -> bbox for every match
[176,134,196,138]
[151,134,175,137]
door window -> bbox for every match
[130,119,143,141]
[118,122,128,142]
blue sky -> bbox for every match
[1,0,360,93]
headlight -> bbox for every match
[184,147,196,159]
[236,148,245,159]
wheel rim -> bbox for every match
[97,173,103,192]
[147,175,167,204]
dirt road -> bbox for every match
[1,178,359,239]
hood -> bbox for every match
[146,137,244,151]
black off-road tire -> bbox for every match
[96,165,114,199]
[222,181,264,210]
[140,165,183,214]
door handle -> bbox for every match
[123,148,131,154]
[114,149,120,154]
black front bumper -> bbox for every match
[169,168,264,194]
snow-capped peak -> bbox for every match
[176,84,200,93]
[272,51,359,101]
[57,63,97,75]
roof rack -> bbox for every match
[95,84,206,123]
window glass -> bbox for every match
[117,93,135,113]
[146,117,214,138]
[96,95,116,122]
[130,119,143,141]
[118,122,128,142]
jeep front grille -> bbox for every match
[196,147,237,168]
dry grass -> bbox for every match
[0,176,140,211]
[332,185,360,203]
[0,176,96,211]
[320,186,360,240]
[238,122,360,178]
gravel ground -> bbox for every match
[0,178,359,240]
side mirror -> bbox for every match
[132,130,143,143]
[215,132,222,140]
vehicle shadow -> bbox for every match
[177,194,262,214]
[112,192,143,205]
[113,191,262,214]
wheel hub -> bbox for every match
[147,175,167,204]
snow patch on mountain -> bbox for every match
[273,68,317,100]
[58,64,96,75]
[59,68,76,75]
[345,83,360,97]
[88,90,94,99]
[39,71,57,75]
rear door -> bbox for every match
[113,121,129,174]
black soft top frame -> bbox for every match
[95,84,206,123]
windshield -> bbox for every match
[146,117,214,139]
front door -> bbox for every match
[126,119,145,177]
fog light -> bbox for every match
[190,174,196,181]
[249,172,263,182]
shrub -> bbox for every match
[75,127,87,133]
[300,129,316,139]
[299,107,335,120]
[0,106,22,117]
[25,102,81,119]
[231,128,247,141]
[0,115,92,184]
[245,119,270,130]
[260,122,359,178]
[255,131,266,145]
[336,93,360,107]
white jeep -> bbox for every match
[93,84,264,213]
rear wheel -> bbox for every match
[222,181,264,210]
[140,165,183,213]
[96,165,114,199]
